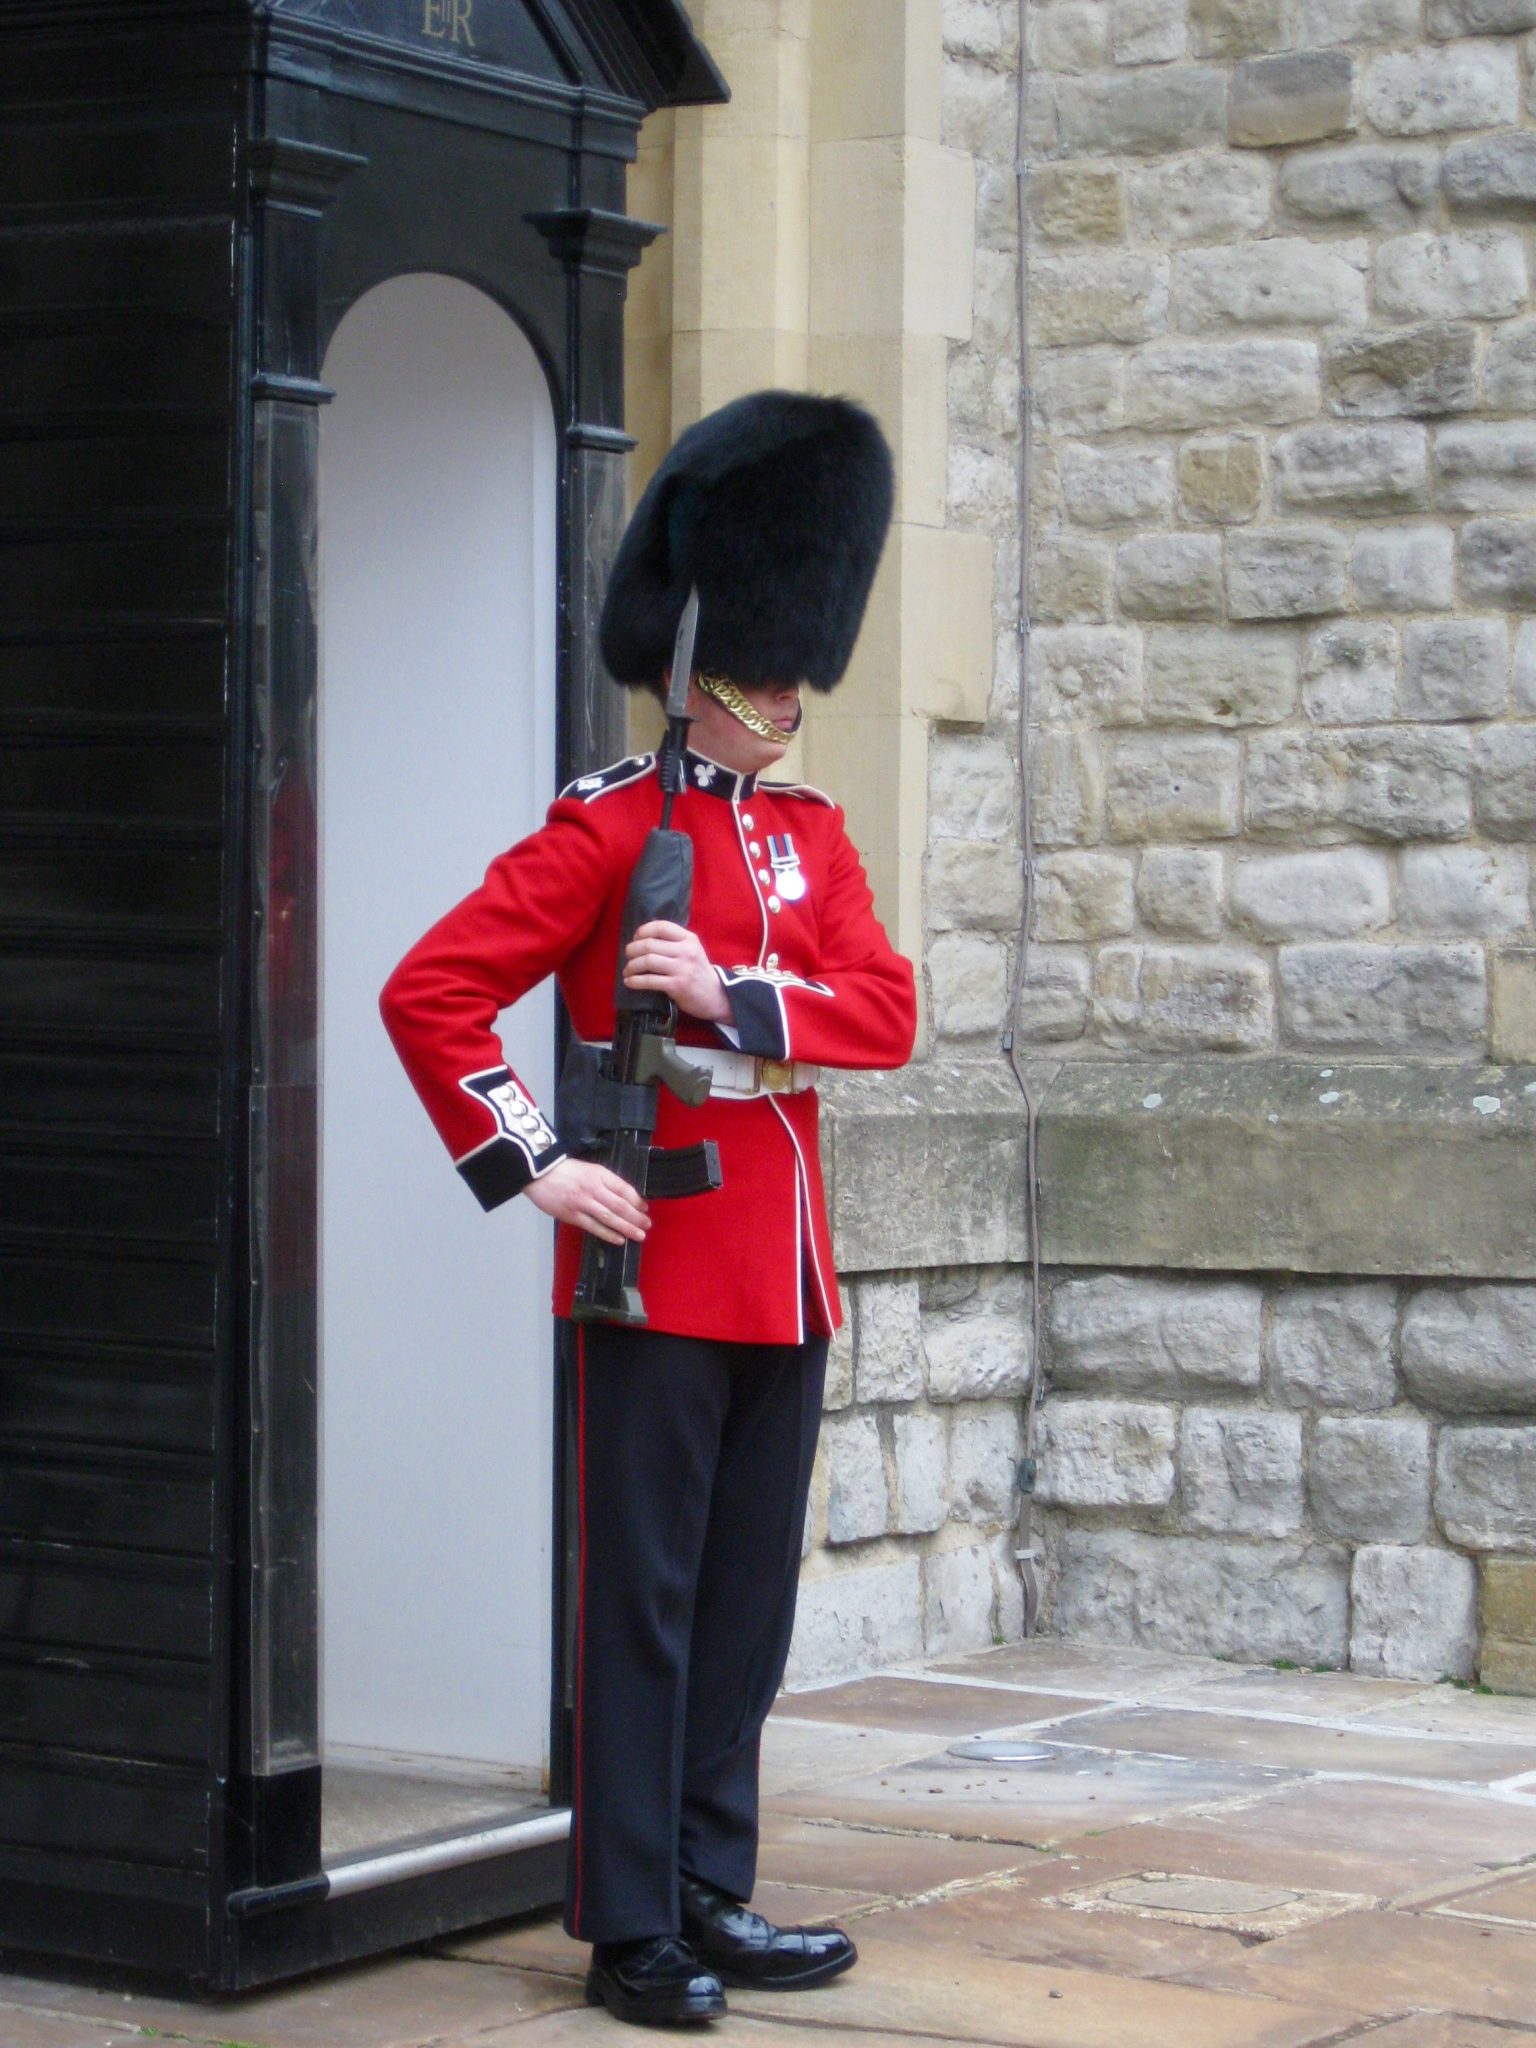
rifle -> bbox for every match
[564,588,724,1325]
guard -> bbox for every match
[380,390,916,2025]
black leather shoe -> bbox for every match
[585,1935,727,2026]
[679,1874,857,1990]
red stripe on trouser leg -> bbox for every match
[572,1327,588,1935]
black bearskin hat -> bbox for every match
[599,389,894,693]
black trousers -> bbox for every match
[561,1318,828,1945]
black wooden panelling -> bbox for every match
[0,112,235,219]
[0,1145,219,1246]
[0,432,229,523]
[0,1744,209,1868]
[0,1547,213,1664]
[0,1341,214,1457]
[0,1250,217,1350]
[0,738,223,824]
[0,530,229,622]
[0,1451,214,1557]
[0,846,222,927]
[0,219,235,319]
[0,1649,210,1766]
[0,323,232,412]
[0,1052,219,1137]
[0,952,223,1039]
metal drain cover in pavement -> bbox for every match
[946,1739,1054,1763]
[1052,1870,1373,1940]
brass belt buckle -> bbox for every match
[760,1058,793,1093]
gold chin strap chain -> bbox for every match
[695,671,793,746]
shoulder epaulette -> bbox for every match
[760,778,836,808]
[559,753,656,804]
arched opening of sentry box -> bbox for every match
[316,273,557,1861]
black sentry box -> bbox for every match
[0,0,722,1991]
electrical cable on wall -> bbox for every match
[1002,0,1049,1639]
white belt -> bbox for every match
[586,1041,818,1099]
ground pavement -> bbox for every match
[5,1639,1536,2048]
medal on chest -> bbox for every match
[767,831,807,903]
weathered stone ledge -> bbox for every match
[821,1055,1536,1278]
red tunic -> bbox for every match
[379,748,917,1344]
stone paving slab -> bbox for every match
[1350,1688,1536,1743]
[1176,1906,1536,2022]
[1421,1865,1536,1926]
[1155,1668,1440,1719]
[754,1815,1052,1895]
[757,1719,942,1796]
[1350,2018,1536,2047]
[1026,1702,1536,1783]
[780,1677,1105,1733]
[929,1640,1242,1697]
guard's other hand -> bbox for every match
[523,1157,650,1245]
[623,919,731,1023]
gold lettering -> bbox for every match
[421,0,449,36]
[452,0,475,44]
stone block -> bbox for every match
[1273,423,1428,515]
[1106,732,1240,839]
[1484,319,1536,412]
[1016,945,1093,1042]
[1298,0,1417,34]
[1326,324,1478,418]
[1116,533,1224,619]
[903,523,996,723]
[1230,849,1391,939]
[1178,437,1264,524]
[1279,146,1439,232]
[1049,1274,1265,1394]
[1404,1285,1536,1413]
[1351,526,1455,613]
[922,1543,999,1658]
[1030,163,1126,244]
[1515,620,1536,712]
[1278,942,1487,1052]
[1436,421,1536,513]
[949,1404,1022,1523]
[1475,726,1536,839]
[1310,1417,1432,1543]
[1375,231,1529,323]
[893,1410,949,1534]
[927,839,1026,932]
[1144,625,1299,727]
[1095,943,1274,1050]
[786,1554,923,1686]
[1230,52,1356,149]
[922,1266,1033,1403]
[853,1274,924,1403]
[1350,1545,1478,1681]
[1402,618,1508,721]
[1049,1526,1350,1664]
[930,930,1009,1039]
[1126,155,1271,243]
[1029,0,1112,72]
[1115,0,1188,63]
[1034,850,1137,941]
[1032,348,1126,433]
[1036,1398,1178,1508]
[1438,1427,1536,1551]
[1363,45,1520,136]
[1189,0,1291,58]
[1032,625,1144,727]
[1401,847,1529,937]
[930,734,1018,844]
[1137,847,1226,937]
[1033,252,1171,348]
[1483,1556,1536,1642]
[1267,1282,1398,1410]
[1227,527,1349,619]
[1055,64,1227,155]
[1492,947,1536,1061]
[1126,339,1319,430]
[1462,518,1536,606]
[1034,731,1106,848]
[1300,621,1397,723]
[1436,0,1536,28]
[1033,536,1113,622]
[1062,447,1175,529]
[1181,1407,1305,1536]
[825,1312,854,1412]
[1444,130,1536,217]
[1482,1638,1536,1693]
[822,1411,890,1544]
[1247,727,1472,840]
[1175,240,1367,334]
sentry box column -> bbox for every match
[0,0,722,1990]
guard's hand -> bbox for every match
[624,920,731,1023]
[523,1157,649,1245]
